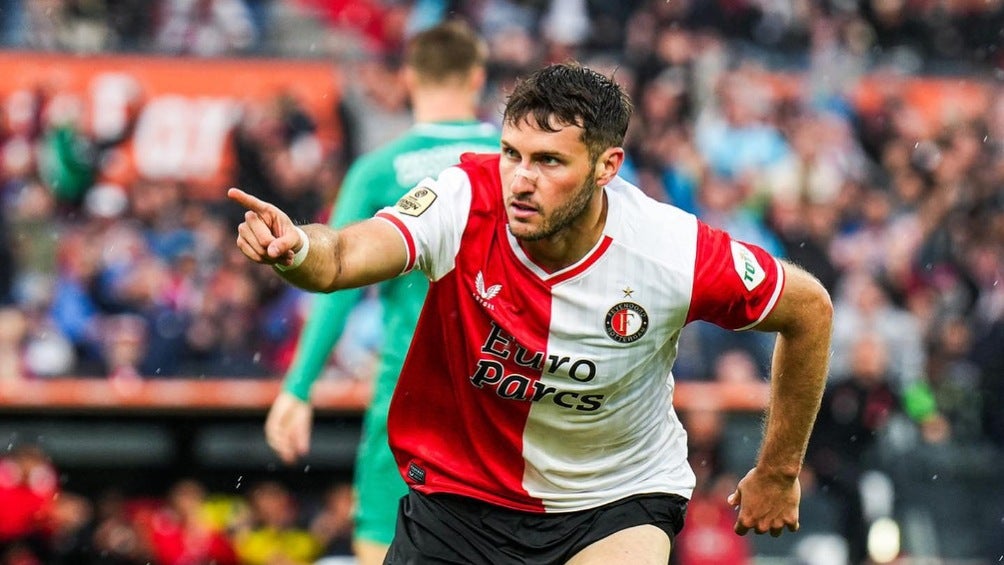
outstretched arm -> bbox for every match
[728,261,833,537]
[229,188,408,292]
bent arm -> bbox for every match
[728,261,832,536]
[753,261,833,478]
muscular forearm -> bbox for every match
[757,294,832,478]
[276,218,410,294]
[275,224,344,293]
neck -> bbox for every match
[521,191,608,273]
[412,87,478,123]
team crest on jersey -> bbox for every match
[605,302,649,343]
[395,185,437,217]
[730,241,766,291]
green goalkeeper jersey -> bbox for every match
[283,120,500,402]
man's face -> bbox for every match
[499,115,600,241]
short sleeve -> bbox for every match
[685,221,785,330]
[375,166,472,281]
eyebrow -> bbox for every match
[500,141,568,160]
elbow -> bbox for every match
[317,266,344,293]
[801,282,834,344]
[313,228,344,293]
[811,283,834,329]
[800,277,833,333]
[778,275,833,337]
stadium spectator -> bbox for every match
[99,313,147,383]
[675,491,755,564]
[6,178,60,309]
[829,270,927,392]
[806,331,907,564]
[307,482,355,560]
[0,307,27,383]
[297,0,407,56]
[0,206,12,305]
[230,93,328,227]
[0,445,60,564]
[142,479,238,565]
[48,224,106,373]
[807,331,947,565]
[233,481,321,565]
[674,407,753,564]
[694,69,791,182]
[154,0,259,56]
[90,489,153,564]
[975,315,1004,450]
[924,316,984,444]
[767,197,841,295]
[46,491,95,565]
[337,56,413,157]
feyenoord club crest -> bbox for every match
[605,302,649,343]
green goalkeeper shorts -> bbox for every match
[353,401,408,545]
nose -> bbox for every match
[511,164,539,192]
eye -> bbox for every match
[502,147,519,160]
[539,155,561,166]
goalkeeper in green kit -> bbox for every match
[262,20,499,565]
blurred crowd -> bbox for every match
[0,0,1002,72]
[1,0,1003,562]
[0,445,355,565]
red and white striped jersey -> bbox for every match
[376,153,784,513]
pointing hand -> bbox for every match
[228,188,303,268]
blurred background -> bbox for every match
[0,0,1002,563]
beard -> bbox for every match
[511,168,600,242]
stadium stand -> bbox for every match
[1,1,1003,562]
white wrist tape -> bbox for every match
[273,226,309,271]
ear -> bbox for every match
[594,147,625,187]
[402,66,417,90]
[468,66,487,94]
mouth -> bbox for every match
[508,200,539,221]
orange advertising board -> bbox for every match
[0,51,342,195]
[767,71,991,136]
[851,74,991,135]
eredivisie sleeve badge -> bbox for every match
[395,185,438,217]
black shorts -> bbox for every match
[384,489,688,565]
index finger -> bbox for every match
[228,187,272,214]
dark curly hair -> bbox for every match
[503,62,632,160]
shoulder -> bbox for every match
[420,158,495,199]
[457,153,502,205]
[457,151,501,171]
[604,176,698,242]
[393,153,498,220]
[354,132,419,166]
[345,143,402,183]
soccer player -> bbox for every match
[261,20,499,565]
[234,62,833,563]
